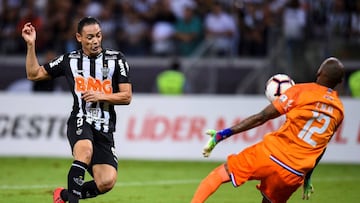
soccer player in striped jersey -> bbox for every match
[191,57,345,203]
[22,17,132,203]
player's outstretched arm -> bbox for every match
[231,103,281,134]
[202,104,281,157]
[21,22,50,81]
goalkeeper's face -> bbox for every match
[76,24,103,57]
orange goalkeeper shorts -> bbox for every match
[226,141,304,203]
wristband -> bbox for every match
[215,128,233,142]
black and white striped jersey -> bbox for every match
[43,49,131,133]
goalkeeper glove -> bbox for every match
[202,129,217,158]
[302,178,314,200]
[202,128,233,158]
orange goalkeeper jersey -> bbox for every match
[265,83,344,173]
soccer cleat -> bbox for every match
[53,187,65,203]
[202,129,217,158]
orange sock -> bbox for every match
[191,164,230,203]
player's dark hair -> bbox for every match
[77,16,100,33]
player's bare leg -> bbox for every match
[92,164,117,193]
[73,164,117,199]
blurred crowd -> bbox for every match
[1,0,360,58]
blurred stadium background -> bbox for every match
[1,0,360,202]
[0,0,360,95]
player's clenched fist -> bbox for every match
[21,22,36,46]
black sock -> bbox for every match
[60,181,101,201]
[60,189,69,202]
[67,160,88,203]
[81,180,101,199]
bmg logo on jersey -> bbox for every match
[75,76,112,94]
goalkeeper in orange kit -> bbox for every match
[191,57,345,203]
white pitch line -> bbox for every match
[0,179,200,190]
[0,177,359,190]
[312,176,360,182]
[117,179,200,187]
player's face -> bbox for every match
[76,24,103,57]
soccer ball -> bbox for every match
[265,74,295,101]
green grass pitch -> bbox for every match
[0,157,359,203]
